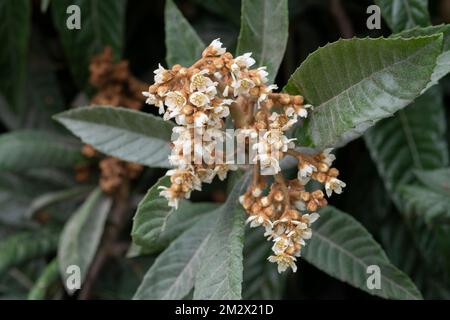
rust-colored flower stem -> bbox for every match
[274,172,291,209]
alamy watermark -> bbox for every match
[366,5,381,30]
[64,265,81,293]
[66,5,81,30]
[366,265,381,290]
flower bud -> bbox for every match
[274,191,284,202]
[328,168,339,177]
[318,162,329,172]
[307,201,318,212]
[293,95,304,105]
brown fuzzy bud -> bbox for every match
[148,84,158,94]
[172,64,182,72]
[263,206,275,218]
[279,94,291,105]
[179,68,188,76]
[318,163,329,173]
[157,86,168,96]
[293,95,304,105]
[328,168,339,177]
[223,52,233,59]
[260,196,271,207]
[182,105,195,116]
[300,191,310,202]
[265,99,274,109]
[255,121,267,130]
[250,202,262,214]
[254,111,266,121]
[273,191,284,202]
[307,201,318,212]
[214,60,224,68]
[317,198,328,207]
[82,144,97,158]
[315,172,327,183]
[185,115,194,124]
[311,190,324,199]
[285,246,296,255]
[243,196,254,210]
[250,87,260,96]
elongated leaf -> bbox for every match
[54,106,175,168]
[364,86,448,205]
[377,211,450,299]
[284,35,443,149]
[0,228,59,276]
[193,174,250,300]
[236,0,288,82]
[303,206,422,299]
[401,168,450,223]
[131,176,218,254]
[26,186,93,219]
[28,259,59,300]
[133,212,218,300]
[0,171,75,226]
[134,174,249,300]
[243,228,286,299]
[165,0,204,67]
[414,168,450,193]
[395,24,450,89]
[0,0,30,122]
[58,188,112,292]
[364,85,450,271]
[375,0,430,33]
[41,0,51,13]
[51,0,126,87]
[402,185,450,224]
[0,173,35,225]
[191,0,241,25]
[0,130,84,172]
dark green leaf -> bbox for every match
[134,174,249,299]
[243,228,286,299]
[41,0,51,13]
[131,176,219,254]
[165,0,205,67]
[394,24,450,89]
[54,106,175,168]
[401,168,450,224]
[58,188,112,292]
[303,206,423,300]
[0,228,59,277]
[0,0,30,123]
[375,0,430,33]
[26,186,93,219]
[402,185,450,224]
[28,259,59,300]
[191,0,241,26]
[236,0,288,82]
[193,174,250,299]
[0,130,85,172]
[285,35,443,149]
[364,86,448,206]
[414,167,450,194]
[133,212,218,299]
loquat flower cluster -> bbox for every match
[76,48,146,194]
[143,39,346,273]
